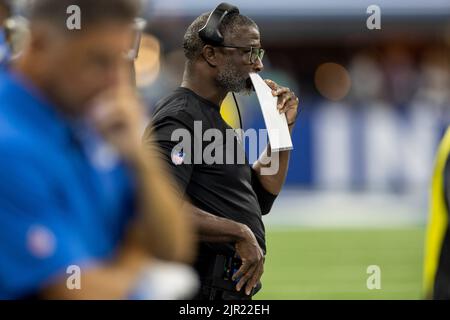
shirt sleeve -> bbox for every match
[251,168,278,215]
[144,112,196,196]
[0,147,96,299]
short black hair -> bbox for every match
[0,0,12,21]
[183,11,258,61]
[0,0,11,11]
[27,0,140,30]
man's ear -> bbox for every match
[201,45,219,67]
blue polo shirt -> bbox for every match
[0,70,136,299]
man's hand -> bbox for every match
[233,225,265,296]
[264,79,299,126]
[88,65,146,164]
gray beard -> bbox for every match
[216,63,252,95]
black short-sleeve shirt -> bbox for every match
[144,87,277,256]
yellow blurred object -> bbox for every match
[220,93,240,129]
[423,126,450,298]
[134,34,161,88]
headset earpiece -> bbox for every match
[198,2,239,46]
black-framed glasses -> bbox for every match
[216,45,265,64]
[125,18,147,61]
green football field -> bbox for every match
[254,227,426,300]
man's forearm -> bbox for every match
[252,124,294,195]
[128,146,195,263]
[186,203,251,244]
[42,244,149,299]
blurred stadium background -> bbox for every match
[126,0,450,299]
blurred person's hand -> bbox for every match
[88,64,146,164]
[43,240,198,299]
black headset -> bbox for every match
[198,2,239,45]
[198,3,244,131]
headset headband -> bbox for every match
[198,2,239,45]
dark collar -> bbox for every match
[176,87,221,111]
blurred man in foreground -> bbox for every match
[0,0,195,299]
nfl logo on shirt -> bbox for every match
[171,149,185,166]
